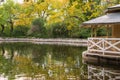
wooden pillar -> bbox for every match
[106,25,109,37]
[112,24,120,48]
[106,25,111,38]
[112,24,120,38]
[94,27,97,37]
[91,27,95,37]
[91,25,97,37]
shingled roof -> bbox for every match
[106,4,120,13]
[82,4,120,26]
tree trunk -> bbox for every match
[9,21,14,34]
[1,24,5,33]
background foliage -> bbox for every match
[0,0,119,38]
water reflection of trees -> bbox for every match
[0,42,87,79]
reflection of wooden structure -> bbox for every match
[88,65,120,80]
[82,5,120,63]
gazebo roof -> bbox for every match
[108,4,120,9]
[106,4,120,13]
[82,13,120,25]
[82,4,120,26]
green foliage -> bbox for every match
[0,6,8,25]
[32,18,44,27]
[79,28,91,38]
[51,22,69,38]
[70,27,91,38]
[97,27,107,36]
[12,25,29,37]
[2,0,21,34]
[28,18,47,37]
[0,0,118,38]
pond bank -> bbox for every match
[0,38,87,46]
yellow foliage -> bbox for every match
[45,0,69,8]
[34,2,48,15]
[14,1,35,26]
[14,56,32,64]
[47,10,64,25]
[14,17,33,26]
[67,25,72,30]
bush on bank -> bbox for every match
[0,18,107,38]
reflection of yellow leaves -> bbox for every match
[14,56,32,65]
[14,56,40,75]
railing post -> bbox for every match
[102,38,105,55]
[88,38,90,53]
[88,38,120,55]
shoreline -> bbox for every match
[0,38,87,47]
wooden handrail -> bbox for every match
[88,38,120,55]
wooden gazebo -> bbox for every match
[82,4,120,64]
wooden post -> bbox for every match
[91,26,93,37]
[112,24,120,48]
[112,24,120,38]
[91,25,97,37]
[106,25,109,37]
[94,26,97,37]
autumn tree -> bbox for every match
[14,0,35,26]
[0,0,119,38]
[0,6,8,34]
[2,0,20,33]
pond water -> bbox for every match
[0,42,120,80]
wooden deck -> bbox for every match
[83,38,120,65]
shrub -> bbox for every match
[12,25,29,37]
[28,18,47,38]
[97,27,107,36]
[51,23,69,38]
[69,27,91,38]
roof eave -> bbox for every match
[81,22,120,27]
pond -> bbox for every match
[0,42,120,80]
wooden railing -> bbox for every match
[88,38,120,55]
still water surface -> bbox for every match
[0,42,120,80]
